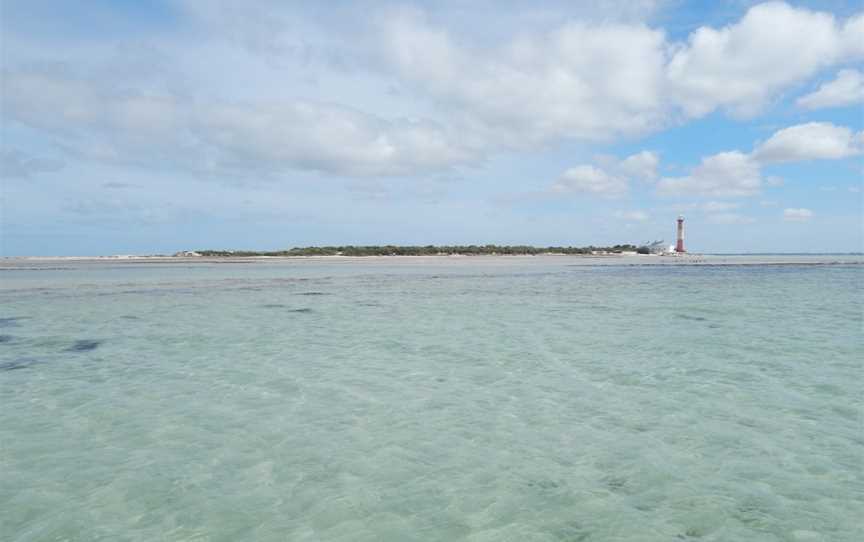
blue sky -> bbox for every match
[1,0,862,255]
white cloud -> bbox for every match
[658,151,762,197]
[783,208,814,221]
[552,165,628,198]
[702,201,741,213]
[666,3,864,118]
[618,151,660,181]
[673,200,743,212]
[841,13,864,58]
[1,68,475,178]
[660,121,861,198]
[551,150,658,197]
[380,4,864,146]
[752,122,863,163]
[381,3,864,147]
[0,149,64,179]
[797,69,864,109]
[596,150,660,180]
[614,210,650,221]
[707,213,756,225]
[197,102,475,176]
[2,3,863,183]
[380,10,669,146]
[672,200,745,214]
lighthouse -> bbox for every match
[675,215,685,253]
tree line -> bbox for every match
[194,244,640,257]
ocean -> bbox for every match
[1,256,862,541]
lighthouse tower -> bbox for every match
[675,216,686,253]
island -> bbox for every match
[190,244,641,257]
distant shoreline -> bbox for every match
[2,253,642,263]
[2,253,862,269]
[3,251,860,262]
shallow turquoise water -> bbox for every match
[1,257,862,541]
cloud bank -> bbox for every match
[2,2,863,180]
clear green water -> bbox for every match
[1,257,862,541]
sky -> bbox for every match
[1,0,862,255]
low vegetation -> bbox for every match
[195,245,640,257]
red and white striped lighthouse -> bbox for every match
[675,215,686,253]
